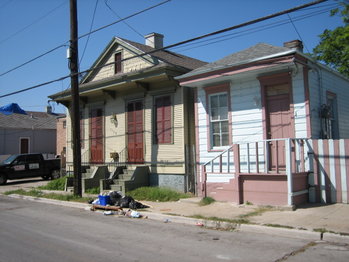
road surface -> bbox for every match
[0,195,348,262]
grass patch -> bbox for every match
[127,187,192,202]
[4,189,90,203]
[238,207,274,218]
[85,187,100,195]
[313,228,336,234]
[190,214,250,224]
[38,177,67,191]
[199,197,216,206]
[264,223,294,229]
[245,201,253,205]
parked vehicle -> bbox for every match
[0,153,61,185]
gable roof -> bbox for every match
[80,36,207,84]
[119,37,207,71]
[0,111,63,130]
[177,43,294,80]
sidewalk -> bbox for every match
[4,190,349,243]
[142,198,349,234]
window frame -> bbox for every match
[204,83,232,151]
[114,52,122,74]
[153,95,173,144]
[326,91,339,139]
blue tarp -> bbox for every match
[0,103,27,115]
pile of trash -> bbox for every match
[89,191,149,218]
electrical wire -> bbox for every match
[0,0,171,78]
[0,0,329,99]
[0,1,67,45]
[287,14,310,53]
[80,0,99,65]
[104,0,145,40]
[172,4,337,54]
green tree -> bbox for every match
[313,1,349,77]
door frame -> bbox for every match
[19,137,30,154]
[126,99,144,164]
[259,72,295,140]
[259,72,295,171]
[89,106,104,164]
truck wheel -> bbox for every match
[0,174,7,185]
[51,170,60,180]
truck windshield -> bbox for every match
[2,155,18,165]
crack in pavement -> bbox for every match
[273,241,317,261]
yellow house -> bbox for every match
[49,33,206,193]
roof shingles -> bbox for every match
[0,111,62,130]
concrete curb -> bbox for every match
[237,224,321,241]
[322,232,349,244]
[6,194,349,244]
[8,194,90,210]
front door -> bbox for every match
[266,83,292,170]
[20,138,29,154]
[90,108,103,163]
[127,100,144,164]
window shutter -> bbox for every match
[155,96,172,144]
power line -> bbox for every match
[0,0,171,78]
[0,1,67,45]
[77,0,171,40]
[79,0,99,65]
[172,4,337,53]
[0,0,328,99]
[287,13,311,53]
[0,44,68,77]
[104,0,145,40]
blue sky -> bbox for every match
[0,0,343,114]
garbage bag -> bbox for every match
[109,191,122,205]
[118,196,134,208]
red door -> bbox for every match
[90,108,103,163]
[127,101,144,163]
[266,86,292,170]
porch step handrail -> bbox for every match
[202,138,310,174]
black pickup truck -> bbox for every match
[0,153,61,185]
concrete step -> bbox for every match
[66,186,74,193]
[118,174,132,180]
[110,184,122,192]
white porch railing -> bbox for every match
[202,138,310,205]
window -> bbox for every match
[114,52,122,74]
[326,92,339,139]
[209,93,229,147]
[63,120,66,129]
[154,95,172,144]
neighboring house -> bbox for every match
[49,33,206,193]
[177,40,349,206]
[56,116,67,156]
[0,103,61,162]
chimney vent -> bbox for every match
[283,40,303,52]
[46,106,52,114]
[145,32,164,49]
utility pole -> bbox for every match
[69,0,82,197]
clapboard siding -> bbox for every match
[91,45,152,82]
[308,65,349,139]
[292,68,307,138]
[322,70,349,138]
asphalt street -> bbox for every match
[1,195,348,262]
